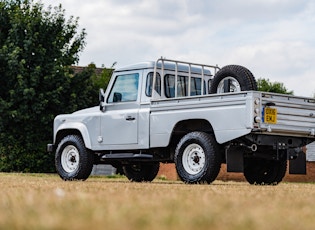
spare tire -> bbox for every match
[210,65,257,94]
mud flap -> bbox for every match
[226,151,244,172]
[288,149,306,174]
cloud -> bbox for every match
[39,0,315,96]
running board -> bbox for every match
[101,153,153,160]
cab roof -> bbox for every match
[115,61,212,76]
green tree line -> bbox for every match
[257,78,293,95]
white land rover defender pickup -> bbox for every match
[47,58,315,185]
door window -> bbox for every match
[107,73,139,103]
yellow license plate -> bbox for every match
[264,107,277,124]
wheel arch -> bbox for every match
[55,122,92,149]
[169,119,214,148]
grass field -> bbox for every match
[1,173,315,230]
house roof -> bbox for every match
[71,66,105,75]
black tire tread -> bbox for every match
[175,131,221,184]
[244,158,287,185]
[55,135,94,181]
[210,65,257,94]
[123,162,160,182]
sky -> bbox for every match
[38,0,315,97]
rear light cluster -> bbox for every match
[254,98,261,124]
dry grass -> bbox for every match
[1,173,315,230]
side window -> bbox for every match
[165,75,187,98]
[107,73,139,103]
[165,75,175,98]
[177,76,187,97]
[191,78,205,96]
[190,77,206,95]
[146,72,161,97]
[165,74,205,98]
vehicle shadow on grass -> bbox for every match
[87,175,251,186]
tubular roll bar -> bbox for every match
[152,57,220,99]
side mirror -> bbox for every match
[99,88,106,112]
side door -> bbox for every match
[100,71,141,146]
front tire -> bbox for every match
[175,132,221,184]
[210,65,257,94]
[55,135,94,181]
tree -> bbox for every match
[257,78,294,95]
[69,63,115,111]
[91,62,116,90]
[0,0,88,172]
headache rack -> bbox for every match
[152,58,220,99]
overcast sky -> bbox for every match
[39,0,315,97]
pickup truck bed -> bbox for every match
[150,91,315,146]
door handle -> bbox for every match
[125,116,135,121]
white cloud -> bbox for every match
[39,0,315,97]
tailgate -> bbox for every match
[259,93,315,137]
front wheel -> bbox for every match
[175,132,221,184]
[55,135,94,181]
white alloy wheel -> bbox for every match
[61,145,80,173]
[182,143,206,175]
[216,76,241,93]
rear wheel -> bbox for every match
[244,158,287,185]
[123,162,160,182]
[175,132,221,184]
[55,135,94,181]
[210,65,257,94]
